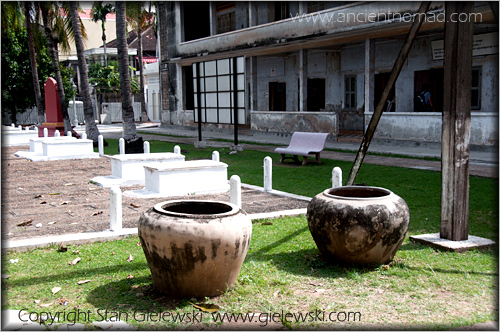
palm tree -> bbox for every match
[116,1,142,152]
[126,2,152,123]
[22,2,45,126]
[40,2,72,134]
[90,1,115,67]
[69,1,101,142]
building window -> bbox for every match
[344,75,356,110]
[414,69,444,112]
[183,2,210,41]
[269,82,286,112]
[216,2,236,34]
[274,2,289,21]
[375,73,396,112]
[471,67,481,110]
[307,78,325,112]
[307,1,325,13]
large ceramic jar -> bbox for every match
[138,200,252,297]
[307,186,410,265]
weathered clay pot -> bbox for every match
[307,186,410,265]
[138,200,252,297]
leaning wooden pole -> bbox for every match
[440,2,474,241]
[346,2,431,185]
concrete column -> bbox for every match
[43,128,48,137]
[299,1,308,14]
[248,2,258,27]
[174,145,181,154]
[299,49,308,112]
[144,141,150,153]
[212,151,219,162]
[264,156,272,192]
[250,57,258,112]
[119,138,125,154]
[110,187,122,231]
[98,135,104,156]
[230,175,242,208]
[54,130,60,137]
[364,39,375,114]
[209,1,217,36]
[332,167,342,188]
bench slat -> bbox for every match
[274,132,329,165]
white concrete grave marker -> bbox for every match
[98,135,104,156]
[43,128,48,137]
[144,141,150,154]
[67,131,72,137]
[332,167,343,188]
[174,145,181,154]
[110,187,122,231]
[54,130,60,137]
[264,156,272,192]
[119,138,125,155]
[230,175,242,208]
[81,132,87,140]
[212,151,220,162]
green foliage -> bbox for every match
[1,24,52,119]
[89,61,140,94]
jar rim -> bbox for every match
[153,200,241,219]
[323,186,393,200]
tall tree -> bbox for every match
[90,1,115,67]
[40,2,73,134]
[126,2,152,122]
[24,2,45,125]
[69,1,101,142]
[116,1,142,151]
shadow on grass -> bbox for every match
[6,261,150,287]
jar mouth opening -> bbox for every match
[323,186,393,200]
[154,200,240,219]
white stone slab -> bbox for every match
[23,138,99,161]
[409,233,496,252]
[124,160,230,198]
[91,152,185,187]
[15,137,77,158]
[2,130,39,146]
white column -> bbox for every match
[364,39,375,114]
[119,138,125,154]
[230,175,242,208]
[264,156,272,192]
[109,187,122,231]
[18,125,22,131]
[98,135,104,156]
[43,128,48,137]
[54,130,60,137]
[174,145,181,154]
[81,132,87,140]
[249,57,258,112]
[144,141,150,153]
[332,167,343,188]
[212,151,219,162]
[299,49,308,112]
[67,131,72,137]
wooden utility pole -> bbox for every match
[440,2,474,241]
[346,2,430,185]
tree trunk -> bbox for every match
[24,2,44,125]
[138,25,149,122]
[116,1,140,148]
[41,6,72,135]
[69,2,101,142]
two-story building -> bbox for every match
[157,1,498,148]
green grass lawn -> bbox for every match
[1,139,496,330]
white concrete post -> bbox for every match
[24,126,29,131]
[11,123,15,127]
[54,130,60,137]
[67,131,72,137]
[230,175,242,208]
[264,156,272,192]
[174,145,181,154]
[109,187,122,231]
[144,141,150,153]
[18,125,22,131]
[34,126,38,133]
[43,128,48,137]
[332,167,343,188]
[81,132,87,140]
[119,138,125,154]
[212,151,219,162]
[98,135,104,156]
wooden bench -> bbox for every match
[274,132,329,165]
